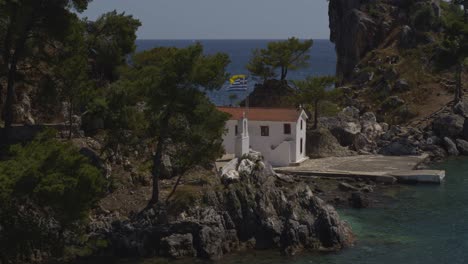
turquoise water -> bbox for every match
[216,157,468,264]
[116,157,468,264]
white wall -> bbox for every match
[221,113,307,166]
[248,120,296,166]
[222,120,237,154]
[295,115,307,162]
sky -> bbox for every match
[81,0,330,40]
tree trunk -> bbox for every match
[313,100,319,130]
[165,171,183,204]
[280,67,288,81]
[147,112,171,207]
[2,14,34,139]
[4,54,19,135]
[455,63,463,103]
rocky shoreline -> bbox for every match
[83,153,354,262]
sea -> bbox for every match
[135,39,337,106]
[126,40,468,264]
[119,157,468,264]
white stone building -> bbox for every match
[217,107,309,167]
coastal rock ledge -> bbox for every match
[91,155,354,260]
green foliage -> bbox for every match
[411,4,438,31]
[0,0,94,128]
[247,37,313,82]
[436,1,468,101]
[293,76,339,129]
[0,131,106,261]
[113,43,230,204]
[0,131,105,223]
[85,10,142,82]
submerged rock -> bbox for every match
[456,139,468,156]
[349,192,369,209]
[432,114,464,138]
[443,137,459,156]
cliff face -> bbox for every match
[329,0,444,81]
[328,0,458,126]
[329,0,399,82]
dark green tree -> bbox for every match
[247,37,313,82]
[53,20,91,139]
[116,44,230,206]
[85,11,141,83]
[0,131,105,261]
[0,0,91,138]
[453,0,468,21]
[438,3,468,102]
[293,76,338,129]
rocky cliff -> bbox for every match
[329,0,441,82]
[328,0,467,127]
[89,153,353,260]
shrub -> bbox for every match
[0,131,106,261]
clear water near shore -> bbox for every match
[219,157,468,264]
[127,157,468,264]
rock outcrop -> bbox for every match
[329,0,441,82]
[91,154,354,260]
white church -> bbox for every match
[217,107,309,167]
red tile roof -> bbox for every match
[217,107,304,122]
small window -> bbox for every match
[261,126,269,137]
[235,125,238,136]
[300,138,303,154]
[284,124,291,135]
[300,120,303,130]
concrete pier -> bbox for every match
[275,154,446,184]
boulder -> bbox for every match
[394,79,410,92]
[307,128,355,158]
[454,100,468,118]
[238,158,256,178]
[330,122,362,147]
[463,120,468,141]
[378,139,419,156]
[360,112,377,123]
[353,133,374,153]
[456,139,468,155]
[221,158,240,185]
[361,121,383,140]
[349,192,369,209]
[160,233,197,258]
[443,137,459,156]
[432,114,465,138]
[426,136,441,145]
[242,151,263,163]
[341,106,360,119]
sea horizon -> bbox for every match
[135,39,337,106]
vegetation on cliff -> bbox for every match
[0,131,106,262]
[329,0,468,125]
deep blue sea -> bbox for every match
[135,39,336,106]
